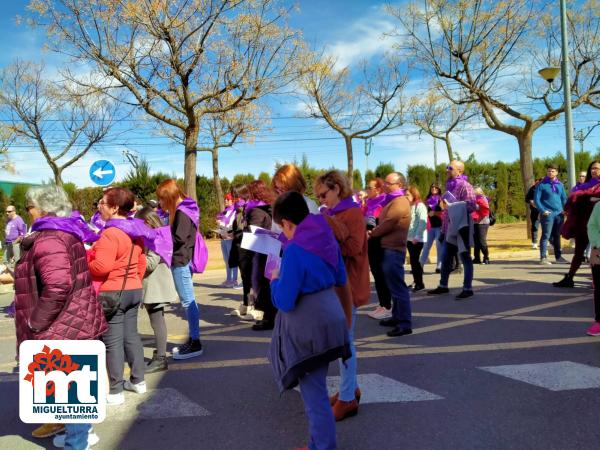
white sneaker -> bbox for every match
[368,306,392,320]
[531,243,538,249]
[539,258,552,265]
[106,392,124,405]
[368,306,384,319]
[249,305,264,321]
[124,380,147,394]
[232,282,243,290]
[53,430,99,448]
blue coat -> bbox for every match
[535,181,567,216]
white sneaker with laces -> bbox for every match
[531,243,538,249]
[368,306,384,319]
[539,258,552,265]
[53,430,99,448]
[124,380,147,394]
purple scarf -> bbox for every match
[382,189,406,207]
[32,215,100,243]
[541,176,561,193]
[156,207,169,225]
[426,194,441,209]
[325,196,360,216]
[446,174,469,194]
[104,218,173,267]
[90,211,105,230]
[364,194,386,217]
[217,205,236,227]
[292,214,340,269]
[176,197,200,228]
[245,200,267,212]
[571,177,600,193]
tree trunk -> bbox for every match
[51,164,63,187]
[183,127,199,200]
[517,132,535,239]
[344,135,354,188]
[212,147,224,211]
[444,135,453,162]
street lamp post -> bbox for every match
[538,0,575,189]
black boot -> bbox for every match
[145,355,168,373]
[553,274,574,288]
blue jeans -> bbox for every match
[382,249,412,328]
[338,306,357,402]
[172,264,200,340]
[539,213,563,260]
[439,240,474,290]
[420,227,442,268]
[64,423,91,450]
[298,363,337,450]
[220,239,238,282]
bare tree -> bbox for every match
[389,0,600,194]
[0,60,120,185]
[299,52,407,187]
[0,125,16,174]
[410,89,477,163]
[28,0,299,199]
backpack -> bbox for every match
[489,209,496,226]
[190,231,208,273]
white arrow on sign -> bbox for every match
[93,167,114,178]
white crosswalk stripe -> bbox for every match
[479,361,600,391]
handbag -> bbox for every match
[98,239,135,320]
[591,247,600,266]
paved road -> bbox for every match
[1,259,600,449]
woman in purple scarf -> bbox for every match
[156,179,204,360]
[419,183,443,273]
[216,193,239,288]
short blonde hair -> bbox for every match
[314,170,353,199]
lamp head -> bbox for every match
[538,67,561,84]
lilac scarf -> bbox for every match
[426,195,441,209]
[104,218,173,267]
[382,189,406,207]
[245,200,267,212]
[176,197,200,228]
[90,211,105,230]
[32,215,100,243]
[364,194,386,217]
[325,196,360,216]
[571,177,600,193]
[217,205,236,227]
[446,174,469,194]
[292,214,340,269]
[541,176,561,193]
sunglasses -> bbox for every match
[5,210,14,213]
[317,188,331,200]
[446,165,454,171]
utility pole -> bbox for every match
[433,137,438,182]
[122,149,140,170]
[364,138,373,175]
[573,122,600,153]
[560,0,575,189]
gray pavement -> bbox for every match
[2,258,600,449]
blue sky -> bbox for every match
[1,0,599,188]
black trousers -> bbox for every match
[473,224,490,262]
[368,237,391,309]
[407,241,424,286]
[568,232,589,278]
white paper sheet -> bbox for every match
[241,232,282,255]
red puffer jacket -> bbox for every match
[14,230,108,346]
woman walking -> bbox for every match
[156,179,204,359]
[135,206,178,373]
[420,183,443,273]
[472,187,491,265]
[406,186,428,291]
[88,187,147,404]
[216,193,239,288]
[15,185,107,449]
[315,170,370,421]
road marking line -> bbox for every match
[501,315,591,323]
[498,295,590,316]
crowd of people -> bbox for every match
[8,158,600,450]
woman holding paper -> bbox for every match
[315,170,370,422]
[239,180,277,331]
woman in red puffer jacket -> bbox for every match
[14,185,106,449]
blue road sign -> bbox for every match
[89,160,116,186]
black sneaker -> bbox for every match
[413,284,425,292]
[379,318,400,327]
[435,268,441,274]
[387,327,413,337]
[251,320,274,331]
[553,275,574,288]
[173,339,203,360]
[145,356,168,373]
[427,287,449,295]
[455,290,474,300]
